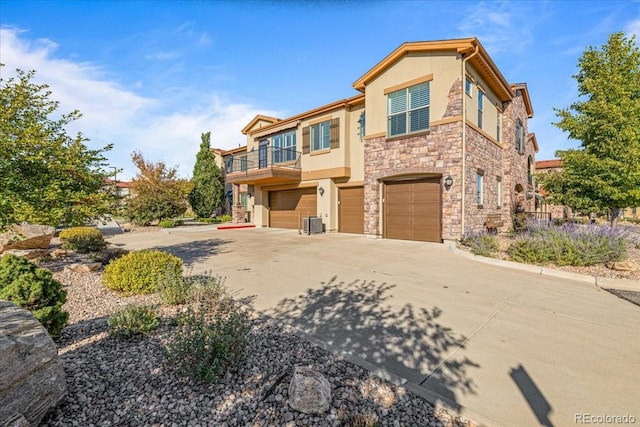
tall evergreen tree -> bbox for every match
[189,132,224,218]
[0,67,115,229]
[539,32,640,227]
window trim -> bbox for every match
[386,81,430,137]
[465,77,473,97]
[516,119,524,154]
[476,170,484,207]
[310,120,331,152]
[477,89,484,129]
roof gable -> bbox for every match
[241,115,281,135]
[512,83,534,118]
[352,38,513,102]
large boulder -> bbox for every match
[0,300,66,426]
[288,366,331,414]
[0,224,56,253]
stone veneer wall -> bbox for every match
[364,80,465,240]
[231,184,248,223]
[501,93,536,217]
[463,125,505,233]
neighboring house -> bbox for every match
[225,37,537,242]
[213,146,247,215]
[105,179,133,203]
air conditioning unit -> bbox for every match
[303,216,324,234]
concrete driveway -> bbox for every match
[107,226,640,426]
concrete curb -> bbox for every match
[448,243,640,291]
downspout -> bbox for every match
[460,43,479,238]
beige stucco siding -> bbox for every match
[347,104,365,182]
[465,67,501,142]
[364,52,460,136]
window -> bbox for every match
[476,172,484,206]
[477,90,484,129]
[387,82,430,137]
[496,110,501,142]
[311,120,330,151]
[465,77,473,96]
[528,156,534,185]
[497,177,502,208]
[516,119,524,154]
[358,112,366,141]
[240,193,250,209]
[272,130,297,162]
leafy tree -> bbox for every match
[0,67,115,229]
[539,32,640,227]
[189,132,224,218]
[126,151,188,225]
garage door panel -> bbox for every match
[270,189,317,229]
[339,187,364,234]
[385,178,441,242]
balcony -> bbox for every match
[225,146,302,185]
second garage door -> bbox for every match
[269,188,317,229]
[338,186,364,234]
[384,178,441,242]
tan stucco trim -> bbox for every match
[383,74,433,95]
[301,167,351,181]
[431,116,462,126]
[251,121,299,140]
[352,38,513,102]
[364,131,386,140]
[310,148,331,156]
[241,115,281,135]
[466,120,503,148]
[511,83,534,118]
[335,181,365,188]
[261,182,318,192]
[308,115,333,126]
[244,94,365,136]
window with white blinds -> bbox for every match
[387,81,430,137]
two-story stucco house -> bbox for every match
[225,37,537,242]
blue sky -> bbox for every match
[1,0,639,180]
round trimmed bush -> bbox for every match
[102,250,183,295]
[59,226,107,253]
[0,254,68,340]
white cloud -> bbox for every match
[626,18,640,39]
[0,27,276,180]
[456,1,537,54]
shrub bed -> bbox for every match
[0,254,68,339]
[59,226,107,253]
[102,250,183,295]
[461,232,499,257]
[507,223,628,266]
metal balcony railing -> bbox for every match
[225,146,301,174]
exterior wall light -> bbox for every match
[444,175,453,189]
[318,186,325,196]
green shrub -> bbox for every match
[58,226,107,253]
[90,247,129,265]
[461,232,499,257]
[508,223,628,266]
[102,250,183,295]
[165,277,251,382]
[158,219,184,228]
[108,305,159,339]
[157,269,191,305]
[0,255,68,340]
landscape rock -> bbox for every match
[288,366,331,414]
[64,262,102,273]
[0,223,56,253]
[1,249,49,260]
[605,261,638,272]
[0,300,66,426]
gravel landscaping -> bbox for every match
[38,249,473,427]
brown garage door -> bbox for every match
[384,178,441,242]
[269,188,317,229]
[339,186,364,234]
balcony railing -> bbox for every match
[225,146,301,174]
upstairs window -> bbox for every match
[477,90,484,129]
[387,81,430,137]
[311,121,330,151]
[465,77,473,96]
[516,119,524,154]
[358,112,366,141]
[272,130,297,162]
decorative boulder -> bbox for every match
[605,261,638,272]
[0,300,66,426]
[0,223,56,253]
[288,366,331,414]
